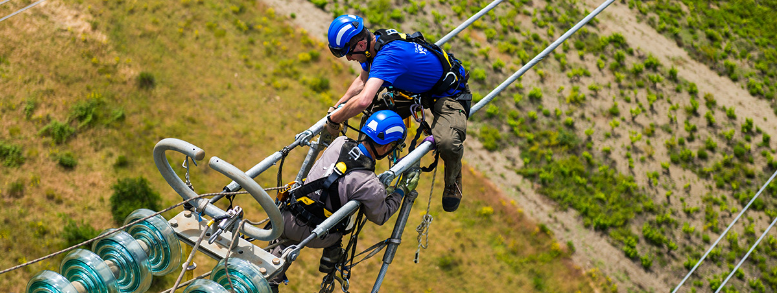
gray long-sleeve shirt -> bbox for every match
[279,136,402,248]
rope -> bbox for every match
[0,0,45,23]
[171,220,212,292]
[0,186,291,275]
[673,168,777,292]
[414,165,437,263]
[0,0,11,6]
[223,218,269,292]
[159,272,212,293]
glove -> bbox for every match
[403,168,421,191]
[328,106,337,114]
[325,115,342,136]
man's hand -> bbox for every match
[325,115,342,136]
[403,168,421,191]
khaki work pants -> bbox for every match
[362,95,467,187]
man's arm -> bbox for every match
[329,76,384,124]
[334,69,370,107]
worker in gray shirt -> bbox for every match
[269,110,420,292]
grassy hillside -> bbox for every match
[0,0,598,291]
[304,0,777,292]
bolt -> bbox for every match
[259,267,267,275]
[184,210,192,218]
[170,220,178,228]
[272,258,281,265]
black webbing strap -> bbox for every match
[408,121,439,172]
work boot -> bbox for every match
[319,245,344,273]
[441,172,462,212]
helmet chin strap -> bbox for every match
[349,34,373,59]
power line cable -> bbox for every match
[715,214,777,293]
[0,0,45,23]
[673,169,777,292]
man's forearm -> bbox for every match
[335,73,368,107]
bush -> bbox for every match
[8,178,24,198]
[70,94,104,129]
[110,177,162,224]
[39,120,75,144]
[528,87,543,100]
[640,254,653,269]
[58,152,77,169]
[306,76,330,93]
[471,68,486,82]
[62,219,99,249]
[478,125,501,151]
[114,155,128,168]
[0,142,25,167]
[137,71,156,89]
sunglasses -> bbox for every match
[329,40,359,58]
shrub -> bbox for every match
[640,254,653,269]
[137,71,156,89]
[697,149,709,160]
[688,82,698,96]
[24,99,36,119]
[564,117,574,127]
[110,177,162,224]
[478,125,501,151]
[705,137,717,151]
[609,102,620,116]
[528,87,543,100]
[705,111,715,125]
[0,142,25,167]
[725,107,737,119]
[58,152,77,169]
[39,120,75,144]
[8,178,24,198]
[492,58,505,71]
[742,118,754,133]
[62,219,99,249]
[306,76,330,93]
[485,104,499,118]
[70,93,104,129]
[471,68,487,82]
[477,206,494,217]
[114,155,128,168]
[668,66,678,81]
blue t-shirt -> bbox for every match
[361,40,464,96]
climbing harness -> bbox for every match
[280,139,375,235]
[373,29,466,96]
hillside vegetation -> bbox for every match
[304,0,777,292]
[0,0,598,292]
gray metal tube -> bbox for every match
[372,191,417,292]
[224,151,284,192]
[294,141,321,184]
[371,265,390,293]
[311,201,361,237]
[378,141,434,186]
[224,114,331,192]
[470,0,616,115]
[435,0,505,46]
[208,157,284,241]
[153,139,282,241]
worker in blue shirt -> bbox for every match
[324,15,470,212]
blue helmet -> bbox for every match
[361,110,407,146]
[328,15,364,58]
